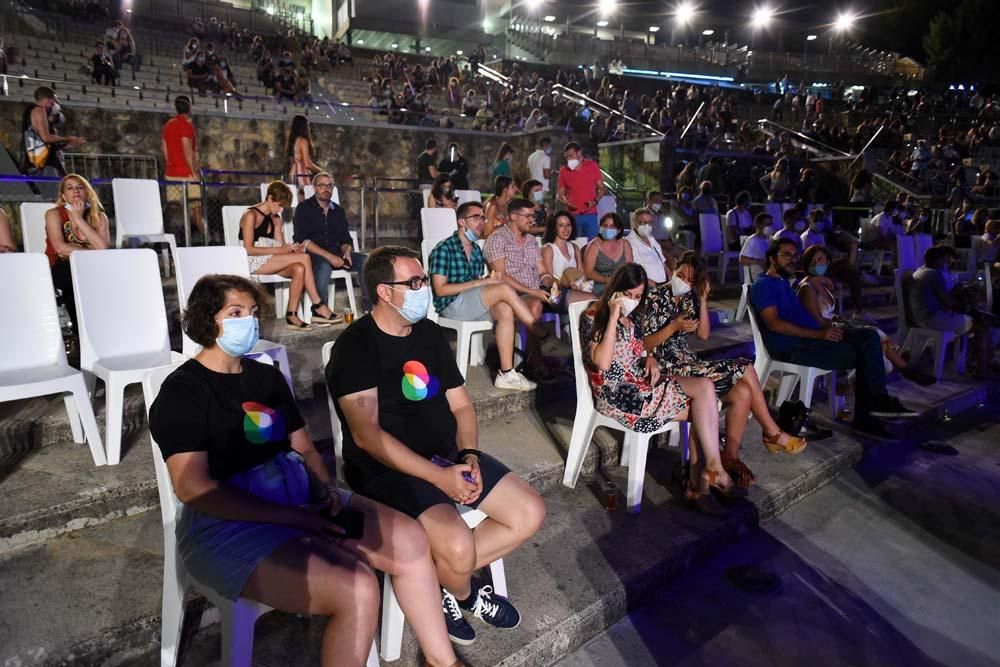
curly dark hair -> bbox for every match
[183,274,266,348]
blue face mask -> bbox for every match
[810,264,828,277]
[215,316,259,357]
[463,227,480,242]
[390,285,431,323]
[600,228,618,241]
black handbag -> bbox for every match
[777,399,811,436]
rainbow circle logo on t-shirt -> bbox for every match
[242,401,286,444]
[401,360,439,401]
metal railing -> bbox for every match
[64,153,159,182]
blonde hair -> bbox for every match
[55,174,104,230]
[265,181,293,206]
[311,171,334,185]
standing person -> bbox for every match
[327,246,546,646]
[287,114,323,192]
[438,142,469,191]
[430,201,547,391]
[162,95,203,237]
[417,138,441,186]
[724,190,753,250]
[526,136,552,196]
[44,174,110,335]
[293,172,371,314]
[583,212,633,296]
[239,181,340,331]
[759,158,792,202]
[491,143,513,181]
[23,87,85,178]
[150,275,464,667]
[557,142,605,239]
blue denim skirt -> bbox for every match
[177,451,309,600]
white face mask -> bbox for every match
[793,221,807,232]
[616,295,639,318]
[566,158,580,170]
[670,274,692,297]
[637,224,652,238]
[650,202,662,212]
[762,225,775,236]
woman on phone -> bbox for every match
[644,252,807,491]
[149,274,464,667]
[581,263,735,515]
[240,181,340,331]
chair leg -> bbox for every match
[455,331,472,379]
[798,370,817,409]
[775,373,799,406]
[625,432,651,514]
[954,336,968,375]
[679,422,690,461]
[69,378,106,466]
[620,433,631,467]
[273,285,288,320]
[735,285,748,321]
[343,275,358,314]
[222,600,262,667]
[562,410,597,488]
[159,561,186,667]
[469,331,487,367]
[366,642,380,667]
[489,558,508,598]
[379,573,405,662]
[829,370,838,420]
[104,378,126,466]
[932,339,946,380]
[63,392,84,444]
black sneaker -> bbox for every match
[869,396,920,418]
[441,589,476,645]
[458,584,521,630]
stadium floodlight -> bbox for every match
[356,39,364,44]
[806,34,817,41]
[597,20,609,27]
[702,29,715,36]
[834,11,857,32]
[456,49,464,55]
[674,2,696,26]
[544,15,556,22]
[751,6,773,29]
[599,0,616,17]
[391,42,398,48]
[649,26,661,32]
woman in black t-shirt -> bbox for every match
[149,274,462,667]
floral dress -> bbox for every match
[581,309,689,433]
[643,283,750,398]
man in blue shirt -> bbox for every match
[293,171,370,312]
[750,238,917,437]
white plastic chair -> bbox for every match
[747,306,837,417]
[914,233,933,265]
[572,236,590,249]
[141,364,378,667]
[421,186,432,208]
[735,264,753,321]
[111,178,176,278]
[563,300,688,514]
[258,182,299,208]
[18,202,51,253]
[71,249,184,465]
[596,195,617,220]
[896,235,917,272]
[699,213,738,283]
[764,203,784,230]
[455,189,481,205]
[320,341,506,661]
[221,205,290,320]
[420,207,458,245]
[422,239,492,377]
[0,254,106,465]
[895,269,968,380]
[173,246,295,393]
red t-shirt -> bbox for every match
[558,158,602,215]
[162,115,196,178]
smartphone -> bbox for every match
[432,454,476,483]
[329,508,365,540]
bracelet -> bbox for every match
[456,449,481,462]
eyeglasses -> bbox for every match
[314,182,334,189]
[462,213,486,222]
[383,275,430,290]
[778,252,799,261]
[509,211,533,219]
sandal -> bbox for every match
[684,486,731,516]
[705,468,743,499]
[310,304,343,324]
[285,313,313,332]
[762,429,807,455]
[721,454,756,490]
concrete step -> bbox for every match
[0,401,865,666]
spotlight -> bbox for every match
[391,42,398,48]
[265,6,275,15]
[834,11,856,32]
[424,46,431,51]
[599,0,615,17]
[456,50,463,55]
[649,26,660,32]
[597,20,609,27]
[702,28,714,36]
[751,6,773,29]
[356,39,364,44]
[805,34,817,41]
[543,15,556,22]
[674,2,695,26]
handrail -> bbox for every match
[678,101,705,143]
[847,124,886,172]
[756,119,852,159]
[550,83,664,139]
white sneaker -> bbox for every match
[494,369,537,392]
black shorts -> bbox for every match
[346,451,512,519]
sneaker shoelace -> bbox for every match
[442,590,464,622]
[470,585,501,621]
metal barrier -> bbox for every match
[64,153,159,182]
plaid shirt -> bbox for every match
[483,224,540,291]
[429,233,485,313]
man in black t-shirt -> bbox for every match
[327,246,546,646]
[416,138,440,185]
[437,141,470,191]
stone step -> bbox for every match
[0,403,865,666]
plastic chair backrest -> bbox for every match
[985,262,993,312]
[572,237,590,249]
[746,305,772,365]
[221,205,248,247]
[142,363,186,531]
[420,207,458,244]
[596,195,617,219]
[569,300,597,413]
[112,178,165,238]
[895,268,918,334]
[699,213,724,253]
[174,247,251,355]
[764,203,783,228]
[19,202,51,253]
[455,190,481,205]
[0,254,67,372]
[914,233,932,264]
[896,235,916,271]
[259,183,298,208]
[71,248,171,366]
[320,340,345,475]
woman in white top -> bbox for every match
[540,210,593,304]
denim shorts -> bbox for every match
[177,451,353,600]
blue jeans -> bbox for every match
[576,214,599,240]
[313,251,370,312]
